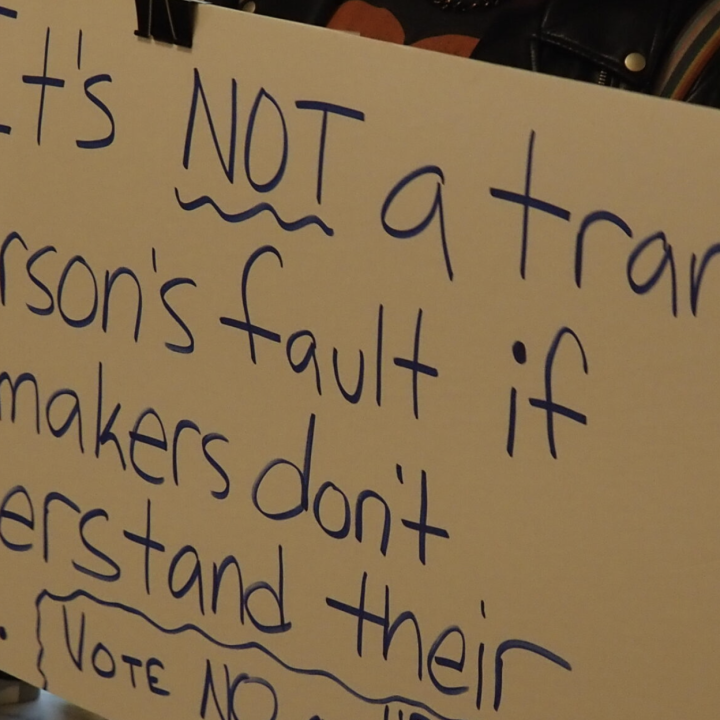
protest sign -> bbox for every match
[0,2,719,719]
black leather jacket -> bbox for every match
[243,0,720,108]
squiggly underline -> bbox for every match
[174,188,335,237]
[35,589,461,720]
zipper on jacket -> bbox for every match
[597,68,609,85]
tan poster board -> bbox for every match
[0,1,719,719]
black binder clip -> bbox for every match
[134,0,197,48]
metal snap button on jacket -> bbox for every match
[625,52,647,72]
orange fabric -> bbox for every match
[327,0,405,43]
[412,33,480,57]
[327,0,481,58]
